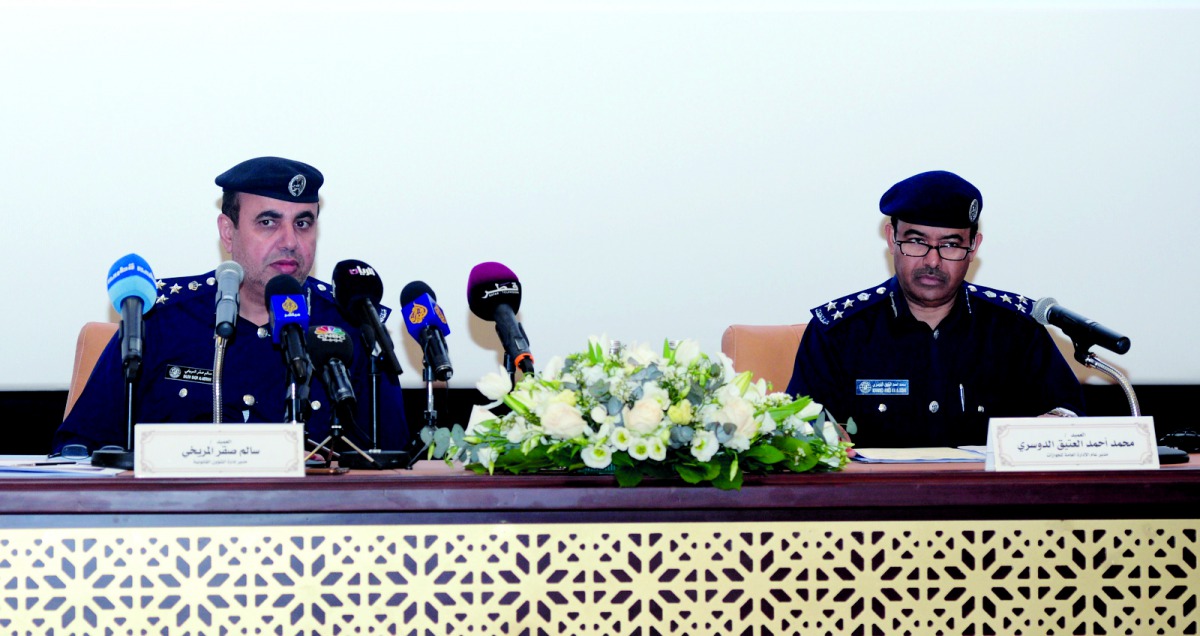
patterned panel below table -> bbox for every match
[0,520,1197,635]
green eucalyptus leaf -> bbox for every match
[615,464,644,488]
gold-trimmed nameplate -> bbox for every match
[985,416,1158,471]
[134,423,306,478]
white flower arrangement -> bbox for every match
[439,336,852,489]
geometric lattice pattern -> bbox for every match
[1,520,1197,635]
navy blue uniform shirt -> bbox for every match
[786,277,1084,448]
[53,272,408,453]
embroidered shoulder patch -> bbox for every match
[809,281,891,328]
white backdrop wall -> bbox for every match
[2,1,1197,390]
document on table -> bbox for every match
[0,456,123,477]
[852,447,986,463]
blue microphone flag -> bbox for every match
[106,253,156,314]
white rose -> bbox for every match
[641,382,670,410]
[477,371,513,402]
[506,420,531,444]
[673,339,701,366]
[626,343,659,367]
[716,397,758,438]
[590,405,608,423]
[623,398,665,435]
[540,402,588,440]
[580,365,607,387]
[582,444,613,469]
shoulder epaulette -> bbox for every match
[150,271,217,308]
[809,280,893,329]
[964,282,1034,318]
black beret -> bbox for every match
[215,156,323,204]
[880,170,981,229]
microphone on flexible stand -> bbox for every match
[467,262,533,380]
[1031,297,1130,361]
[212,261,243,424]
[1033,296,1140,417]
[94,253,157,469]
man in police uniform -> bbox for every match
[53,157,408,453]
[785,170,1084,448]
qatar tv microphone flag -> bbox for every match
[467,261,533,374]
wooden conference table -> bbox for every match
[1,458,1197,635]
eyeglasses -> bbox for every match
[57,444,125,461]
[895,239,975,262]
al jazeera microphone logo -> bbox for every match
[408,303,428,324]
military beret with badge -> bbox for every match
[215,156,324,204]
[880,170,981,229]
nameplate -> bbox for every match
[134,423,306,478]
[985,416,1158,471]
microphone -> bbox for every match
[400,281,453,382]
[306,325,356,410]
[106,253,156,380]
[332,260,403,378]
[265,275,311,384]
[467,262,534,374]
[214,261,244,338]
[1032,297,1131,356]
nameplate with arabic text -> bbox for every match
[134,423,306,478]
[984,416,1158,471]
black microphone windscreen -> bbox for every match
[332,260,384,320]
[306,325,355,369]
[264,274,303,305]
[467,261,522,320]
[400,280,436,307]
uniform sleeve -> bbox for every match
[786,325,851,423]
[52,331,129,453]
[1025,326,1087,416]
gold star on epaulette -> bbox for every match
[155,279,165,290]
[155,294,167,305]
[169,283,182,294]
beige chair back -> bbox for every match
[63,322,119,420]
[720,324,808,391]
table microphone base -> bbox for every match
[339,450,410,470]
[91,449,134,470]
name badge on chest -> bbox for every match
[856,379,909,396]
[166,366,213,385]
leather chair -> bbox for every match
[720,324,807,391]
[63,322,118,420]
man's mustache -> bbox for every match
[912,267,948,283]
